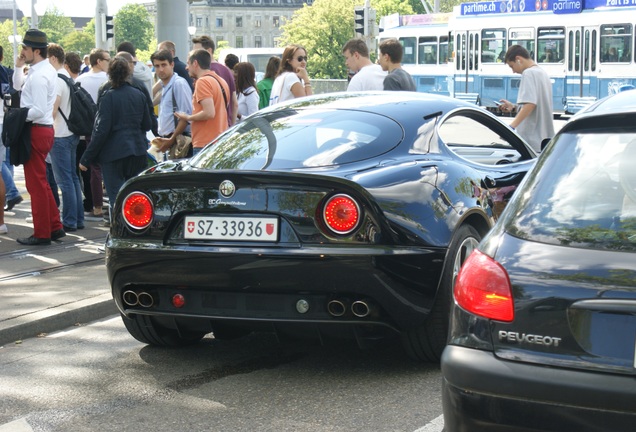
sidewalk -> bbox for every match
[0,166,117,346]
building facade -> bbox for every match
[189,0,311,48]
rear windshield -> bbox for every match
[191,108,404,170]
[506,130,636,252]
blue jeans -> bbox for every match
[50,134,84,228]
[1,157,20,201]
[101,154,148,207]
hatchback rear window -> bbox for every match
[506,130,636,251]
[192,108,404,170]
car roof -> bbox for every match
[263,91,477,118]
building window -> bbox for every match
[255,16,261,27]
[273,16,280,28]
[236,16,243,28]
[216,17,224,28]
[196,17,202,27]
[255,36,262,48]
[236,36,243,48]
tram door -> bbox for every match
[454,30,480,95]
[566,26,598,99]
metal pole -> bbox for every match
[31,0,38,29]
[12,0,19,64]
[95,0,108,50]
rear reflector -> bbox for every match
[454,250,514,322]
[122,192,153,230]
[323,194,360,234]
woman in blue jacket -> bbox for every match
[79,55,152,207]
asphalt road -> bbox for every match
[0,316,445,432]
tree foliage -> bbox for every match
[113,3,154,52]
[38,6,75,45]
[61,30,95,57]
[373,0,414,21]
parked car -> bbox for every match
[106,91,536,361]
[442,90,636,429]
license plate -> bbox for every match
[184,216,278,241]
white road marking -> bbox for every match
[0,418,33,432]
[413,414,444,432]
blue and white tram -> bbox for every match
[378,13,452,95]
[450,0,636,113]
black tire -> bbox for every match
[121,313,206,347]
[402,224,481,362]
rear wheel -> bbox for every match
[402,224,481,362]
[121,313,206,346]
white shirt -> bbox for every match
[347,64,386,92]
[53,67,72,137]
[270,72,302,105]
[237,86,259,120]
[75,70,108,103]
[19,58,56,124]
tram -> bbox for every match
[380,1,636,113]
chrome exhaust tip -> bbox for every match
[122,290,139,306]
[137,292,155,308]
[327,299,347,317]
[351,300,371,318]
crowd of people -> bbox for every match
[0,29,553,244]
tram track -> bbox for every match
[0,234,108,283]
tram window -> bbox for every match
[537,27,565,64]
[481,28,506,63]
[509,27,535,61]
[584,30,590,71]
[600,24,632,63]
[568,31,574,70]
[440,36,450,63]
[418,37,438,65]
[591,30,597,71]
[400,37,417,65]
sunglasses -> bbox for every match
[296,56,308,62]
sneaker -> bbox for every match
[4,196,23,211]
[0,224,7,235]
[17,235,51,246]
[63,225,77,232]
[51,229,66,241]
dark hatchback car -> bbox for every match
[106,92,536,361]
[442,91,636,430]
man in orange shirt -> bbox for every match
[176,49,229,156]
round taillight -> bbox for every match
[122,192,153,230]
[323,194,360,235]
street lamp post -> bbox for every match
[188,26,197,49]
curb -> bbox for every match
[0,294,118,346]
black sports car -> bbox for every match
[442,90,636,428]
[107,92,536,361]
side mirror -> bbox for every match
[540,137,551,152]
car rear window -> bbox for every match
[192,108,404,170]
[506,130,636,252]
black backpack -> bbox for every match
[57,73,97,136]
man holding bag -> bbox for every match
[150,49,192,160]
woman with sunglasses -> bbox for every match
[269,44,312,105]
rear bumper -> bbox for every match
[441,345,636,432]
[106,241,445,332]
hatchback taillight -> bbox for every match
[322,194,360,235]
[454,250,514,322]
[122,192,153,230]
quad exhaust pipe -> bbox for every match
[122,290,155,308]
[327,298,375,318]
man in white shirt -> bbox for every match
[342,38,386,92]
[14,29,64,245]
[47,43,84,232]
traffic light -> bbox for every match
[105,16,114,40]
[354,6,366,37]
[100,13,114,42]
